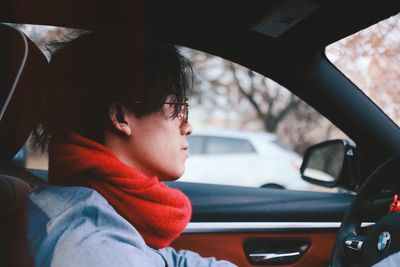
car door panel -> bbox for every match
[169,182,390,266]
[172,232,337,267]
[168,182,389,222]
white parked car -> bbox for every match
[181,129,312,190]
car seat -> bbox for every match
[0,23,48,267]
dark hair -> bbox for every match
[34,30,193,150]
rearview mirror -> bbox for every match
[300,139,357,188]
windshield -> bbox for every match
[326,13,400,127]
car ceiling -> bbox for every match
[1,0,399,69]
[1,0,399,79]
[1,1,399,43]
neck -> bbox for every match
[103,130,155,178]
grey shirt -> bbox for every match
[27,185,236,267]
[373,253,400,267]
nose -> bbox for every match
[181,121,192,136]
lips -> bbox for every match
[181,143,189,155]
[181,142,189,150]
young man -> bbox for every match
[28,31,236,267]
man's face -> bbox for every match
[122,99,192,180]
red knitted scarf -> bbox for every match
[48,132,192,249]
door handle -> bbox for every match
[244,238,309,265]
[249,251,300,263]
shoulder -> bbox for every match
[26,185,138,238]
[26,185,165,267]
[27,185,118,233]
[28,185,108,219]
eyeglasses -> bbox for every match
[132,98,189,123]
[164,99,189,123]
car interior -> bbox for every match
[1,1,400,266]
[0,22,48,267]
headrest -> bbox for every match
[0,174,30,211]
[0,24,48,160]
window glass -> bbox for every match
[187,136,204,155]
[179,47,348,191]
[326,13,400,127]
[204,136,256,155]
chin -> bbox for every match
[160,174,180,181]
[159,168,184,181]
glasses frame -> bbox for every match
[132,98,189,123]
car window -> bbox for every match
[204,136,256,155]
[12,147,27,167]
[187,136,205,155]
[326,12,400,127]
[178,47,348,192]
[13,24,348,192]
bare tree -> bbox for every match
[181,47,335,154]
[327,13,400,122]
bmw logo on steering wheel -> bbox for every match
[377,231,391,252]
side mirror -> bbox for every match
[300,139,357,188]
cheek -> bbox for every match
[131,118,185,179]
[151,129,185,177]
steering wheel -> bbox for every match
[331,156,400,266]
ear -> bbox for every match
[108,103,132,136]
